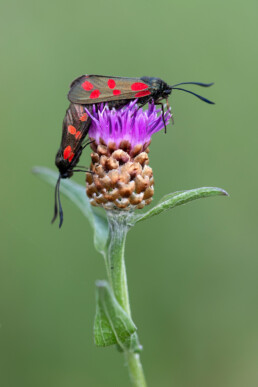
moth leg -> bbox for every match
[137,96,153,110]
[73,169,93,174]
[137,101,148,110]
[155,102,167,133]
[131,97,153,119]
[82,139,94,149]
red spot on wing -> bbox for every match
[113,89,121,96]
[108,79,116,89]
[80,113,88,121]
[135,90,151,98]
[68,152,75,162]
[131,82,149,91]
[75,131,82,140]
[90,90,101,99]
[68,125,76,135]
[63,145,72,160]
[82,81,94,91]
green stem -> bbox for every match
[124,352,147,387]
[106,211,147,387]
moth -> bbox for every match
[52,103,93,228]
[68,74,214,130]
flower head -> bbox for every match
[87,100,171,150]
[86,101,172,211]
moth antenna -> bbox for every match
[51,175,61,224]
[171,87,215,104]
[171,82,214,88]
[57,178,63,228]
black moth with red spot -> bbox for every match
[68,74,215,131]
[52,103,93,228]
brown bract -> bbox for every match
[86,138,154,210]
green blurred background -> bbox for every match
[1,0,258,386]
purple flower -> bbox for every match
[85,100,171,149]
[85,101,172,211]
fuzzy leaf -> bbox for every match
[94,280,137,347]
[32,167,108,254]
[134,187,229,224]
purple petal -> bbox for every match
[86,101,172,148]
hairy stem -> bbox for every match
[106,211,147,387]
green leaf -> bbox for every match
[32,167,108,254]
[157,190,185,203]
[134,187,229,224]
[94,280,137,347]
